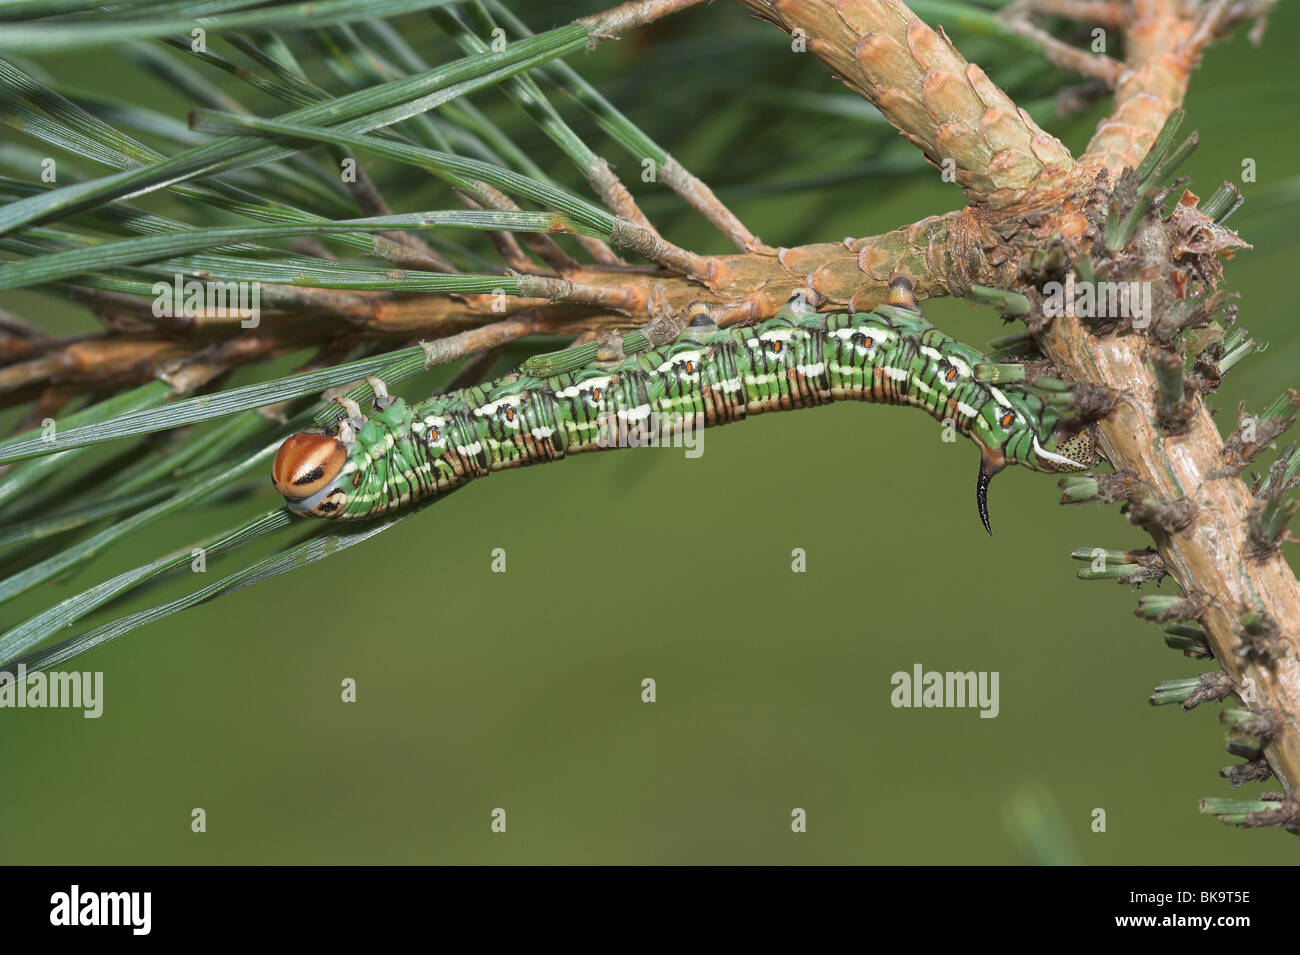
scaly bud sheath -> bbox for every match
[1165,621,1207,640]
[1028,377,1071,393]
[1105,188,1159,252]
[1164,634,1212,658]
[1141,132,1199,197]
[1151,671,1233,708]
[987,331,1036,360]
[1162,620,1211,657]
[520,341,601,377]
[1260,389,1300,427]
[1077,563,1140,581]
[1151,350,1190,430]
[1070,547,1131,564]
[1133,108,1185,186]
[1226,741,1263,760]
[1149,678,1200,706]
[1251,497,1300,550]
[973,363,1026,384]
[1201,181,1244,224]
[968,284,1031,317]
[1220,759,1272,787]
[1135,594,1199,622]
[1220,707,1275,738]
[1154,293,1226,345]
[1268,443,1300,491]
[1071,546,1161,582]
[1058,475,1099,503]
[1218,327,1259,375]
[1198,797,1277,826]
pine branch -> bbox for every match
[735,0,1075,204]
[739,0,1300,822]
[0,0,1293,839]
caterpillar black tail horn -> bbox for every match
[976,452,1007,536]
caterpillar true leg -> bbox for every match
[333,395,363,420]
[366,375,394,410]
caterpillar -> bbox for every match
[272,284,1092,533]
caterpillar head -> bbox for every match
[272,430,350,517]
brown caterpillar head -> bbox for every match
[272,431,348,501]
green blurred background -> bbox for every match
[1,1,1297,864]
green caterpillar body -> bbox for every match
[271,301,1091,532]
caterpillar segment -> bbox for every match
[272,300,1093,531]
